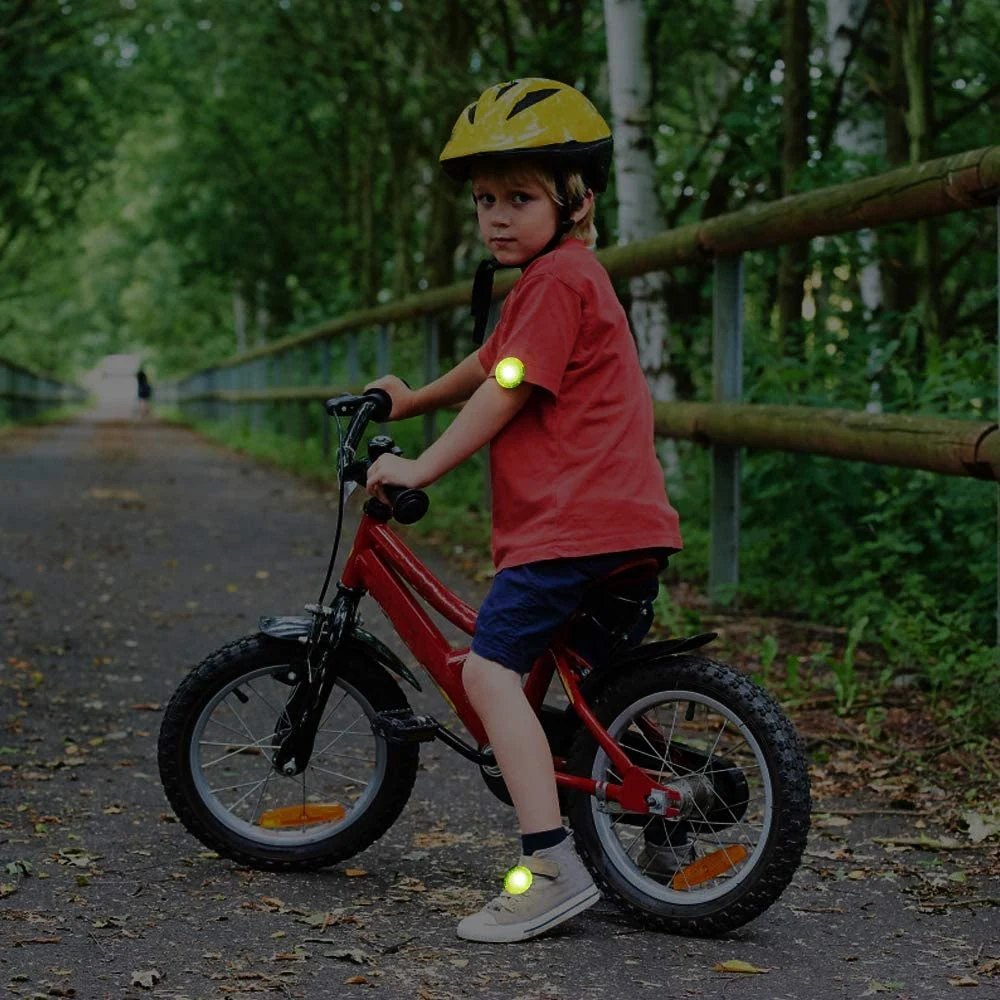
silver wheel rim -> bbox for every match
[189,663,387,847]
[589,688,774,904]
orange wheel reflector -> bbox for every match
[257,803,346,829]
[670,844,749,890]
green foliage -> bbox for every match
[2,0,997,727]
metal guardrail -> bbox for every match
[170,144,1000,610]
[0,356,87,424]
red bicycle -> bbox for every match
[158,389,811,935]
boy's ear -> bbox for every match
[570,188,594,223]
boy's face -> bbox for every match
[471,170,560,267]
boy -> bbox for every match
[364,79,683,942]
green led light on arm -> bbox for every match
[495,356,525,389]
[504,864,533,895]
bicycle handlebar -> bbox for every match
[324,389,430,525]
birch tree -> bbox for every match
[603,0,678,478]
[826,0,883,313]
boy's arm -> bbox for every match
[411,350,489,416]
[415,377,532,484]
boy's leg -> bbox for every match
[461,651,561,834]
[457,651,599,943]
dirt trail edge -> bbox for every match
[1,415,996,1000]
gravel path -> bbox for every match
[1,413,995,1000]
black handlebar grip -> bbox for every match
[364,388,393,422]
[382,484,429,525]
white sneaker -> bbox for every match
[456,834,600,943]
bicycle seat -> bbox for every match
[569,558,661,668]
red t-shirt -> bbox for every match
[477,238,683,571]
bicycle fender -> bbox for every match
[576,632,719,703]
[347,626,423,692]
[258,616,422,692]
[617,633,718,663]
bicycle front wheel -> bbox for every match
[158,634,419,871]
[566,655,810,935]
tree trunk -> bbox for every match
[775,0,811,352]
[879,1,915,318]
[826,0,884,314]
[827,0,884,410]
[900,0,941,359]
[603,0,678,480]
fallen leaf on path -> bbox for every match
[861,981,903,996]
[713,959,769,974]
[344,976,368,985]
[962,810,1000,844]
[344,868,367,877]
[131,969,161,989]
[948,977,979,987]
[818,815,851,828]
[55,849,101,868]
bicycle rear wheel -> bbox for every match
[158,634,419,870]
[566,655,810,935]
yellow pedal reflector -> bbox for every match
[257,803,345,829]
[670,844,748,890]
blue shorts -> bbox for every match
[470,548,669,674]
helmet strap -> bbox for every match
[471,257,508,346]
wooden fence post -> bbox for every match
[710,254,744,605]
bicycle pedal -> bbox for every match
[371,709,440,743]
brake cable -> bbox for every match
[315,411,349,608]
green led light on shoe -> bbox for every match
[495,357,525,389]
[503,864,533,895]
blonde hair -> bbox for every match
[470,160,598,248]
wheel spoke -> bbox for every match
[200,732,275,768]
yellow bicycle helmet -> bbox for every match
[440,78,613,192]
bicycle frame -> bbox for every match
[340,506,681,819]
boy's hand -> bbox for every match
[366,454,429,505]
[363,375,416,420]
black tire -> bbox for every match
[158,634,419,871]
[566,655,810,936]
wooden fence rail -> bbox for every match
[171,144,1000,617]
[0,357,86,423]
